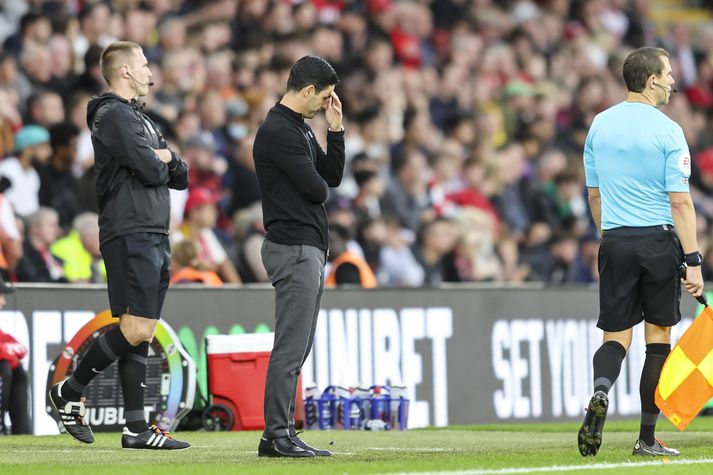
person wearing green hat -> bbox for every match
[0,125,51,217]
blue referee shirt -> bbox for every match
[583,101,691,231]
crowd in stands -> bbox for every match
[0,0,712,287]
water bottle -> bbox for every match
[390,385,408,430]
[319,386,336,430]
[353,386,370,430]
[336,386,350,429]
[349,400,360,430]
[304,384,319,429]
[370,385,390,422]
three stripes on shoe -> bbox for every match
[145,431,170,448]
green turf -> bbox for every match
[2,417,713,474]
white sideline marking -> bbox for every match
[368,447,465,452]
[8,450,117,453]
[380,457,713,475]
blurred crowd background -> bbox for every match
[0,0,712,287]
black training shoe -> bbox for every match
[258,435,314,458]
[49,380,94,444]
[121,425,191,450]
[292,431,332,456]
[632,438,680,457]
[578,390,608,456]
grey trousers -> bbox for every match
[261,239,326,439]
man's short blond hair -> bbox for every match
[100,41,142,86]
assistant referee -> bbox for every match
[578,47,704,458]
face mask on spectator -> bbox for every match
[227,123,248,141]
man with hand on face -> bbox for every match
[253,55,344,458]
[49,41,190,450]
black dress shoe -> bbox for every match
[292,433,332,456]
[258,435,314,458]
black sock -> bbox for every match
[0,360,10,433]
[120,342,149,433]
[639,343,670,445]
[592,340,627,394]
[62,326,134,402]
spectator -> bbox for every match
[0,275,30,434]
[39,122,83,229]
[15,207,65,283]
[325,223,377,287]
[0,124,51,217]
[381,148,433,232]
[229,202,268,284]
[183,133,224,195]
[0,177,21,279]
[25,89,64,128]
[412,216,459,287]
[72,45,104,96]
[3,12,51,59]
[50,212,105,284]
[174,188,241,284]
[169,239,222,286]
[379,215,425,286]
[226,130,261,216]
[16,41,53,105]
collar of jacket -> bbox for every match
[105,92,145,111]
[273,102,304,124]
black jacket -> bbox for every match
[253,104,345,250]
[87,93,188,245]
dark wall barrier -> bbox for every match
[0,284,702,434]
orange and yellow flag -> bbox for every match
[655,301,713,431]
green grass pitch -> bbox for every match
[2,417,713,474]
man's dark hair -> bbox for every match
[622,47,669,93]
[49,122,80,151]
[285,55,339,93]
[20,12,46,36]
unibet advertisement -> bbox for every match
[0,285,703,434]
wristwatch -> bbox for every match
[685,251,703,267]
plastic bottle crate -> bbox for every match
[303,384,409,431]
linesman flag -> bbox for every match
[655,274,713,431]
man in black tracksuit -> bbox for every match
[254,55,344,458]
[49,41,190,450]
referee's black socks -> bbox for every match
[119,341,149,433]
[639,343,671,445]
[592,340,627,395]
[61,326,134,402]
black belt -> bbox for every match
[602,224,674,237]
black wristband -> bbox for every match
[685,251,703,267]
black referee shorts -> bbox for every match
[100,233,171,319]
[597,225,683,332]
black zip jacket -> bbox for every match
[87,93,188,245]
[253,103,345,250]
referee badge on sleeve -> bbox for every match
[678,154,691,176]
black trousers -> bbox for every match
[0,360,31,434]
